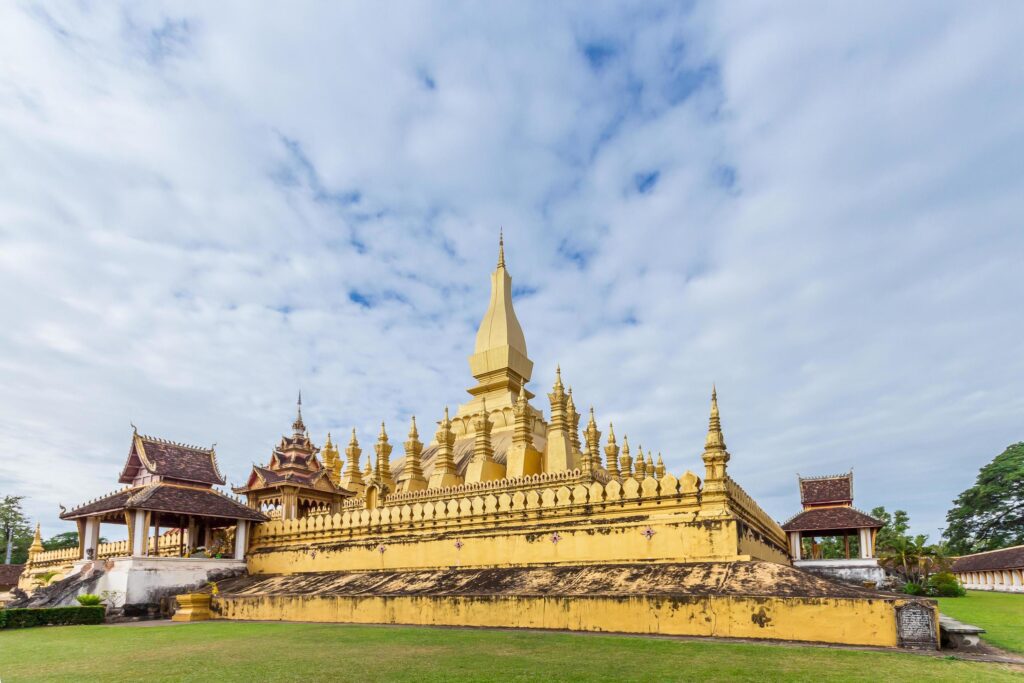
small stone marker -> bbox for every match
[896,602,937,649]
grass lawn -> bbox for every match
[1,622,1022,683]
[937,590,1024,654]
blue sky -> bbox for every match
[1,2,1022,541]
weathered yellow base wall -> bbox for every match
[214,592,929,649]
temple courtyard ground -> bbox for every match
[938,590,1024,654]
[1,617,1023,682]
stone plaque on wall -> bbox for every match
[896,602,937,649]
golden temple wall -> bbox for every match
[214,592,930,649]
[246,470,790,574]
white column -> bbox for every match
[234,520,248,559]
[132,512,148,556]
[84,517,101,559]
[859,528,871,558]
[789,532,802,560]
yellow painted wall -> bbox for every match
[214,592,935,649]
[248,512,755,575]
[247,473,790,575]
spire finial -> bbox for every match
[705,385,726,451]
[292,391,306,436]
[409,415,418,439]
[497,228,505,268]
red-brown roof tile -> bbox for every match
[0,564,24,586]
[140,436,225,485]
[952,545,1024,572]
[799,474,853,506]
[61,484,266,522]
[781,506,882,532]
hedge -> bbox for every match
[0,606,105,629]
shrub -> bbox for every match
[928,572,967,597]
[902,582,927,596]
[0,606,105,629]
[76,594,102,606]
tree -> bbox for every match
[43,532,79,551]
[871,506,910,548]
[871,506,949,587]
[43,531,107,551]
[1,495,32,564]
[944,442,1024,554]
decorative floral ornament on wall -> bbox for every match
[642,527,656,540]
[377,544,387,554]
[454,539,464,551]
[551,532,562,545]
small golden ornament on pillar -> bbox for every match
[604,423,620,477]
[399,416,428,492]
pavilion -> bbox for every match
[781,472,885,585]
[59,429,266,560]
[233,396,355,519]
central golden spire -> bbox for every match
[460,232,535,420]
[473,231,528,359]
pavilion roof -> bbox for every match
[60,483,267,522]
[798,472,853,506]
[0,564,24,587]
[119,432,226,486]
[951,545,1024,573]
[781,506,882,532]
[234,465,353,496]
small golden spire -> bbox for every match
[28,522,44,558]
[408,415,419,439]
[701,384,731,490]
[620,435,633,476]
[375,421,393,487]
[497,228,505,268]
[705,384,726,451]
[604,422,620,477]
[655,452,665,479]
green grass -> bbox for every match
[937,590,1024,654]
[0,622,1021,682]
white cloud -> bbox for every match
[1,2,1021,542]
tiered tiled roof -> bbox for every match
[60,484,266,522]
[0,563,24,587]
[951,545,1024,573]
[119,432,225,486]
[781,506,882,532]
[799,472,853,506]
